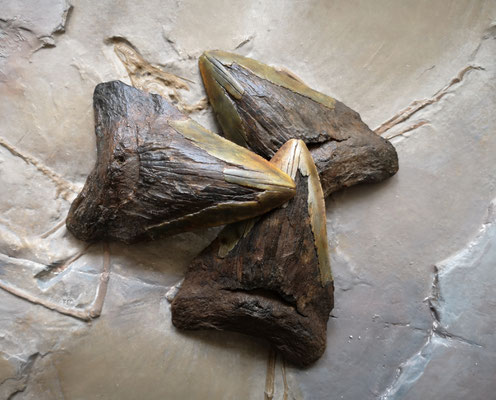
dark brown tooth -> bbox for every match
[311,132,399,197]
[66,80,295,243]
[199,50,398,196]
[171,139,333,367]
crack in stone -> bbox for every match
[379,198,495,399]
[264,347,277,400]
[0,352,39,400]
[426,265,484,349]
[34,244,93,283]
[375,65,484,137]
[6,387,25,400]
[262,346,294,400]
[281,357,289,400]
[431,322,483,348]
[470,24,496,61]
[54,3,73,34]
[383,120,429,140]
[0,136,79,200]
[33,2,73,51]
[382,321,426,332]
[234,34,255,50]
[0,376,24,389]
[39,218,67,239]
[379,329,481,399]
[1,350,65,400]
[1,0,72,51]
[0,243,111,321]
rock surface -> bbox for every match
[1,1,495,399]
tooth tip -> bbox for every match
[200,50,239,70]
[198,51,210,63]
[199,50,219,65]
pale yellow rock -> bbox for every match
[1,0,495,399]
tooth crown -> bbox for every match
[171,139,333,366]
[66,81,295,243]
[200,50,350,157]
[270,139,332,285]
[199,50,399,196]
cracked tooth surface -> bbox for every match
[66,80,295,243]
[199,50,399,197]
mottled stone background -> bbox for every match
[1,1,495,399]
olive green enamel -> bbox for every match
[271,139,333,285]
[199,54,249,147]
[202,50,336,110]
[214,139,332,286]
[170,118,295,192]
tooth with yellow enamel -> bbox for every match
[199,50,399,197]
[171,139,333,367]
[66,81,295,243]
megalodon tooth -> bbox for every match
[199,50,399,196]
[66,81,295,243]
[171,139,334,367]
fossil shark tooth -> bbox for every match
[199,50,399,196]
[171,139,334,367]
[66,81,295,243]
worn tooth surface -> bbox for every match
[199,50,399,196]
[171,139,333,367]
[66,80,295,243]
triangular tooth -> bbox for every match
[272,140,332,285]
[66,80,295,243]
[171,139,333,367]
[199,50,399,196]
[199,52,249,148]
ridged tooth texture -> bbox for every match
[66,80,295,243]
[200,50,399,196]
[171,139,333,367]
[271,139,332,285]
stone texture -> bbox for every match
[1,1,495,399]
[381,199,496,400]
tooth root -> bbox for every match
[66,80,295,243]
[171,139,333,367]
[199,50,399,196]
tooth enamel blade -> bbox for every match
[66,80,295,243]
[171,139,333,367]
[199,50,399,197]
